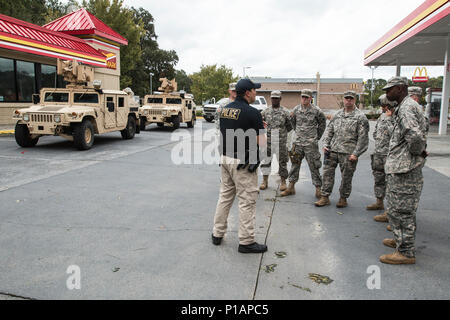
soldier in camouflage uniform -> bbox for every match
[408,86,430,135]
[215,83,237,131]
[379,77,428,265]
[315,91,369,208]
[281,89,326,198]
[367,94,396,223]
[260,90,293,191]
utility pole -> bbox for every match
[149,72,154,94]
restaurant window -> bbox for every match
[0,57,16,102]
[16,60,36,102]
[41,64,57,89]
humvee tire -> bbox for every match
[140,117,146,131]
[157,123,164,128]
[73,119,95,150]
[121,116,136,140]
[15,123,39,147]
[172,113,181,130]
[204,116,213,123]
[187,113,196,128]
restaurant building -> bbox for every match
[0,9,128,125]
[250,74,364,110]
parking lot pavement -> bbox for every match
[0,120,449,300]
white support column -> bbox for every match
[439,34,450,136]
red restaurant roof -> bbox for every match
[0,13,106,67]
[44,9,128,46]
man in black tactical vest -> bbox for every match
[211,79,268,254]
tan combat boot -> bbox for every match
[315,186,322,199]
[280,178,287,192]
[280,182,296,197]
[314,196,330,207]
[259,175,269,190]
[366,198,384,211]
[387,225,393,232]
[383,238,396,248]
[380,251,415,265]
[374,211,389,223]
[336,198,348,208]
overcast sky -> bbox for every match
[119,0,444,81]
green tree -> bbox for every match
[82,0,144,89]
[190,64,238,105]
[0,0,48,25]
[175,70,192,92]
[363,78,388,107]
[127,6,179,97]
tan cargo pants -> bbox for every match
[213,156,259,245]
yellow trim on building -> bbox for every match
[0,34,106,63]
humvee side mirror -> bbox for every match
[32,94,40,104]
[107,102,115,112]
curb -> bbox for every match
[0,130,14,136]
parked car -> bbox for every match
[250,96,268,112]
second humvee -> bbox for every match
[13,59,141,150]
[139,78,196,130]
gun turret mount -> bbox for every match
[57,59,94,87]
[158,78,178,93]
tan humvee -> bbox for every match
[13,59,141,150]
[139,78,196,130]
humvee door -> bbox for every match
[116,95,127,127]
[105,95,116,128]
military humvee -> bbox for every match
[13,59,141,150]
[139,78,196,130]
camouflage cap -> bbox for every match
[343,91,357,99]
[229,82,237,91]
[408,86,422,96]
[271,90,282,98]
[301,89,313,98]
[382,76,408,90]
[378,94,397,107]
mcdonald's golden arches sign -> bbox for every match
[412,67,429,83]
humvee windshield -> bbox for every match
[166,98,182,104]
[148,97,163,104]
[44,92,69,103]
[74,93,99,104]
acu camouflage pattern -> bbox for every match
[321,152,358,198]
[385,96,427,259]
[323,108,369,157]
[385,96,427,174]
[321,108,369,198]
[371,113,394,199]
[386,166,424,258]
[288,105,327,186]
[260,106,293,179]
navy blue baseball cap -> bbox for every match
[236,79,262,94]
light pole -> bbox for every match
[369,66,377,107]
[149,72,154,94]
[243,66,251,78]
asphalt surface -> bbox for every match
[0,120,449,300]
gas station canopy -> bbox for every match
[364,0,450,135]
[365,0,449,66]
